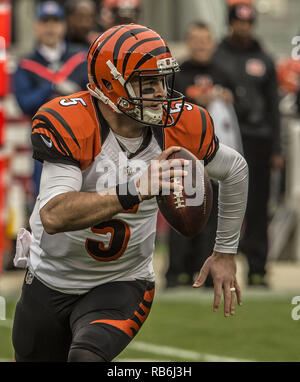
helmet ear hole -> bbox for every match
[102,79,113,90]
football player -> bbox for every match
[12,24,248,362]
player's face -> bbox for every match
[130,75,167,110]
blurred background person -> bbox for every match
[4,1,89,271]
[276,54,300,117]
[97,0,142,33]
[165,21,243,289]
[64,0,97,49]
[14,0,89,197]
[214,2,285,287]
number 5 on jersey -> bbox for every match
[59,97,87,107]
[85,205,138,262]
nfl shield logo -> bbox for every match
[25,270,34,285]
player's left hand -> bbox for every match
[192,251,242,317]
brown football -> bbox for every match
[156,147,213,237]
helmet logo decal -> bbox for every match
[157,57,179,72]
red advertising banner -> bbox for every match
[0,103,3,145]
[0,1,11,269]
[0,1,11,48]
[0,37,6,98]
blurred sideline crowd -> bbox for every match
[1,0,299,290]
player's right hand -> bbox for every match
[137,146,189,201]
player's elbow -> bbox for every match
[235,153,248,181]
[40,207,63,235]
[40,194,69,234]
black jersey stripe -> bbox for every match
[40,107,80,148]
[122,37,161,76]
[204,112,215,158]
[198,106,207,152]
[207,111,215,133]
[33,114,74,158]
[204,138,214,159]
[32,122,69,156]
[32,133,80,167]
[133,46,170,71]
[204,136,219,165]
[113,27,150,68]
[91,25,126,89]
[202,112,219,164]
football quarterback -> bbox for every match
[12,24,248,362]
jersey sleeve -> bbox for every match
[39,161,83,210]
[32,106,81,168]
[164,102,219,165]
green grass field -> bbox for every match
[1,288,299,362]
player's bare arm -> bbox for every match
[40,191,124,234]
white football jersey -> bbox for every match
[29,129,162,294]
[30,91,218,293]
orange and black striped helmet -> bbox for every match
[87,23,185,127]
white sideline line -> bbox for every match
[130,341,255,362]
[0,320,254,362]
[155,289,299,302]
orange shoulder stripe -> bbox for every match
[32,92,102,170]
[164,103,216,161]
